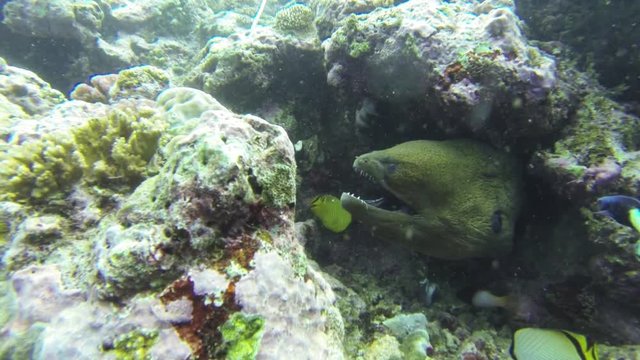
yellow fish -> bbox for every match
[310,195,352,233]
[510,328,598,360]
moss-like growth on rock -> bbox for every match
[220,312,265,360]
[0,107,164,204]
[0,134,83,202]
[109,329,159,360]
[109,66,170,100]
[72,108,164,188]
[553,93,630,164]
[332,15,374,59]
[257,162,296,208]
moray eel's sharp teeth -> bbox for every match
[364,197,384,207]
[354,166,375,183]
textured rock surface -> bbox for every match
[235,251,344,359]
[0,57,66,117]
[323,0,573,144]
[186,27,327,142]
[516,0,640,101]
[2,0,104,42]
[0,0,215,91]
[531,92,640,199]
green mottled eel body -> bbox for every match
[341,139,522,260]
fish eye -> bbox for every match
[387,163,397,173]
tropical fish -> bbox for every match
[510,327,598,360]
[596,195,640,232]
[340,139,522,259]
[472,289,510,309]
[310,195,352,233]
[471,289,540,324]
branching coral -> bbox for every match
[0,134,82,202]
[72,108,164,188]
[0,107,164,204]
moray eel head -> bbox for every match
[341,139,522,259]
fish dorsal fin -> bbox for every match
[509,332,518,360]
[560,330,588,360]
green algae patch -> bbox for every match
[257,162,296,208]
[220,312,265,360]
[330,15,373,59]
[554,93,640,165]
[109,329,159,360]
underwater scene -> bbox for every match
[1,0,640,359]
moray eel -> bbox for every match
[341,139,522,259]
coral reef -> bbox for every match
[322,0,574,145]
[532,92,640,198]
[186,25,327,142]
[72,108,164,188]
[0,64,171,206]
[108,65,171,101]
[0,0,216,91]
[3,0,640,358]
[0,56,65,117]
[0,105,164,203]
[0,134,82,202]
[0,59,341,357]
[274,3,315,34]
[310,0,395,39]
[234,251,344,358]
[110,329,159,360]
[2,0,104,43]
[383,313,433,359]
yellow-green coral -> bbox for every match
[109,329,158,360]
[73,108,165,187]
[274,3,314,33]
[0,134,82,202]
[0,108,165,204]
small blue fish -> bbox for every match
[596,195,640,232]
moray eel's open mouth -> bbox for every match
[340,160,417,215]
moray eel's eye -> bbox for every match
[491,210,502,233]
